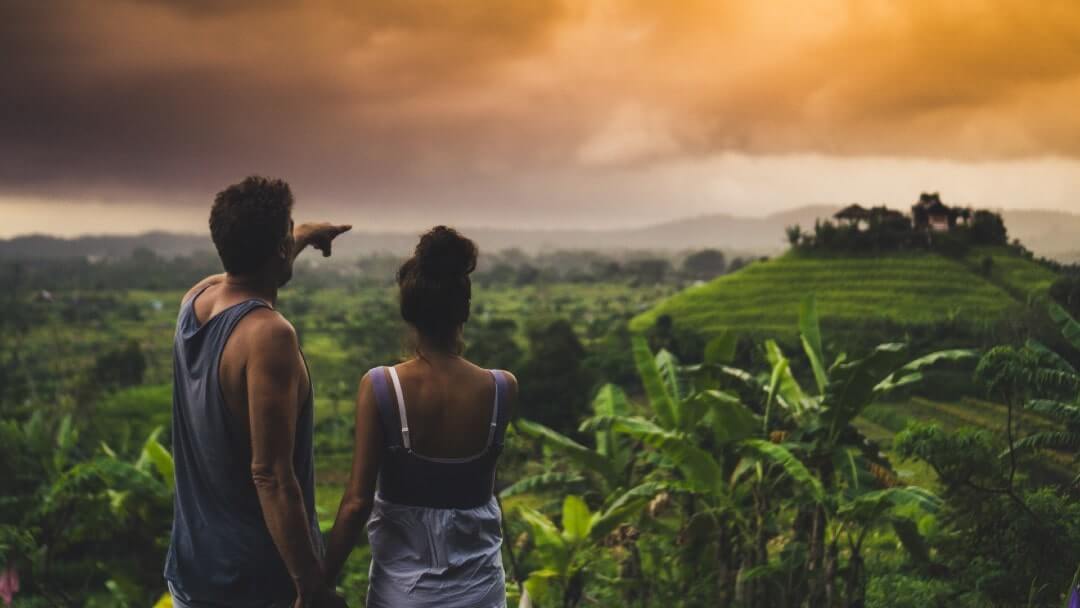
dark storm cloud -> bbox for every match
[0,0,569,202]
[1,0,1079,214]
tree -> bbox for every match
[625,259,670,285]
[1049,274,1080,319]
[1008,303,1080,460]
[681,249,726,281]
[785,225,803,248]
[93,341,147,391]
[516,264,542,286]
[518,320,591,433]
[465,318,523,371]
[895,423,1080,605]
[888,301,1080,605]
[970,210,1008,245]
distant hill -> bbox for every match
[0,232,214,260]
[1,205,1076,261]
[630,247,1058,339]
[999,209,1080,261]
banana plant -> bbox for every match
[832,486,942,606]
[752,294,975,606]
[598,338,832,607]
[631,334,763,444]
[766,294,979,447]
[506,384,635,500]
[517,488,664,608]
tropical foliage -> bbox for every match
[0,413,174,606]
[3,252,1078,607]
[507,295,986,607]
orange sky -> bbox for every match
[2,0,1079,235]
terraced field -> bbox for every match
[962,247,1059,299]
[631,248,1053,338]
[858,397,1076,481]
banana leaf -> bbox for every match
[516,419,619,488]
[500,472,588,498]
[633,336,678,429]
[740,439,824,502]
[611,416,723,495]
[799,294,829,394]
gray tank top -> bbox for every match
[164,286,320,604]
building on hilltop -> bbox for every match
[912,192,950,231]
[911,192,971,232]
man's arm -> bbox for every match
[291,223,351,263]
[323,371,383,582]
[246,315,337,604]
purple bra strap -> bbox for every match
[491,370,512,447]
[369,367,402,449]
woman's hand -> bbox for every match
[294,586,348,608]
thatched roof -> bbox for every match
[913,192,951,216]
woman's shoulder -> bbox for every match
[459,359,517,391]
[489,368,518,392]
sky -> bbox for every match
[2,0,1080,236]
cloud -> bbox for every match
[0,0,567,198]
[0,0,1078,214]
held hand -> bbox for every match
[294,223,352,258]
[293,587,348,608]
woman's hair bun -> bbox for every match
[414,226,477,278]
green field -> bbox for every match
[631,248,1056,337]
[5,253,1077,607]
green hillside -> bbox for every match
[631,248,1057,337]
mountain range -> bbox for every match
[2,206,1078,262]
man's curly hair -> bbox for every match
[209,176,294,274]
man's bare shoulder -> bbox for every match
[232,308,303,377]
[236,308,296,349]
[180,274,226,306]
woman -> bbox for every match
[324,226,517,607]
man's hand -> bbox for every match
[293,223,351,259]
[294,587,348,608]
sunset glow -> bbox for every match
[3,0,1079,233]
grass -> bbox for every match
[631,248,1054,338]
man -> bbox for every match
[165,176,350,607]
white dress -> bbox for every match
[364,365,508,608]
[366,494,506,607]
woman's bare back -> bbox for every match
[389,356,511,459]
